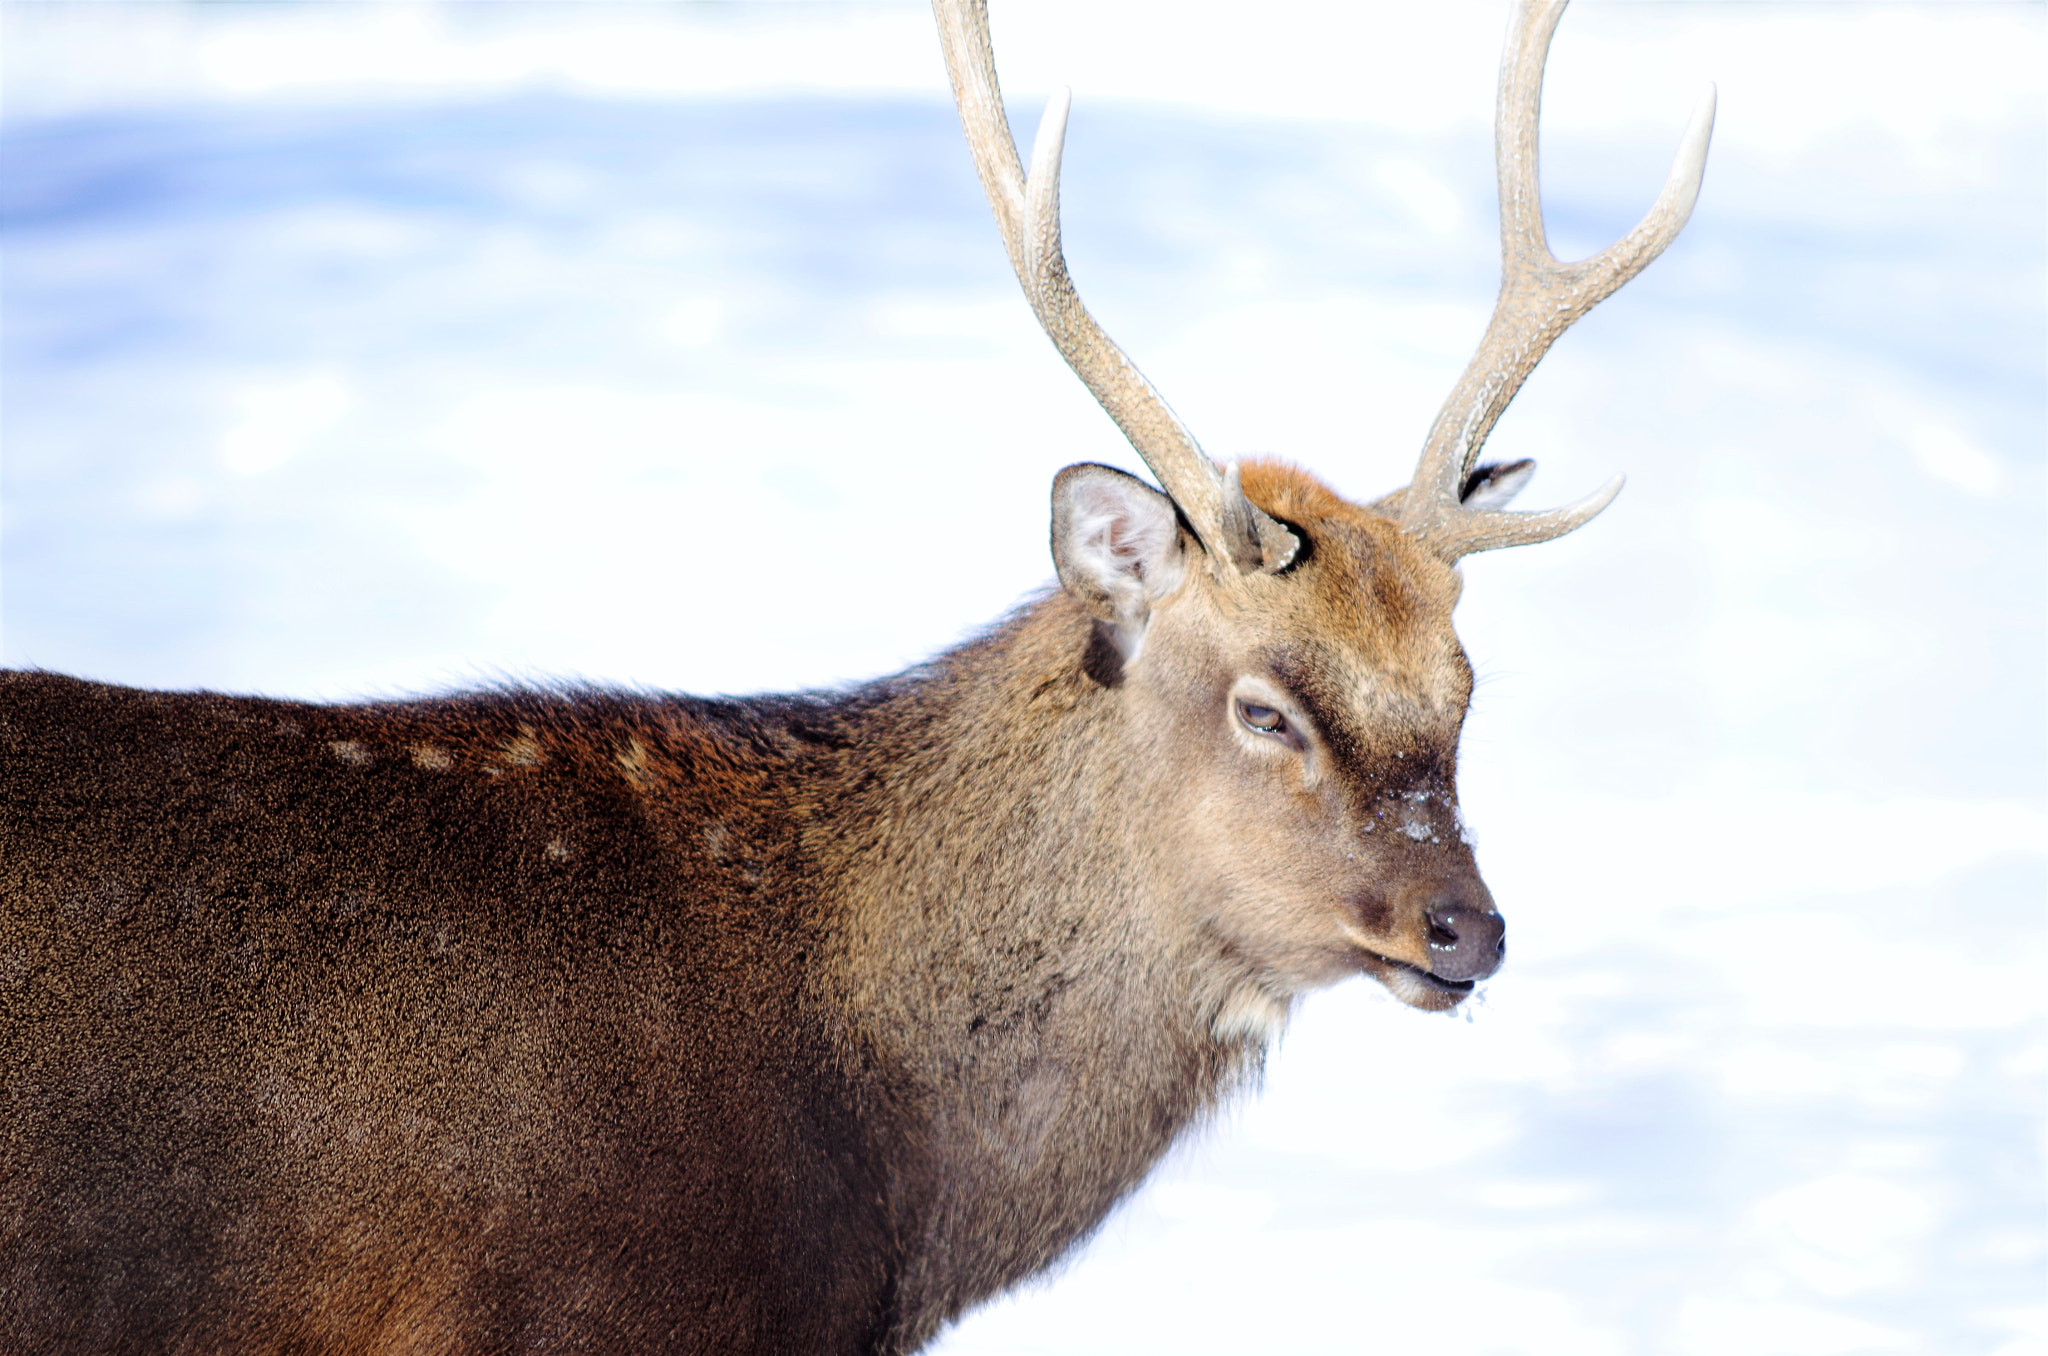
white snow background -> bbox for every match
[2,1,2042,1352]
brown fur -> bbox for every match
[1,461,1500,1353]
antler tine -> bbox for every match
[931,0,1296,574]
[1393,0,1715,559]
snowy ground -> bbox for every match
[3,2,2042,1353]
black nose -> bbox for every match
[1424,904,1506,982]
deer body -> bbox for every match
[2,631,1172,1354]
[0,1,1712,1350]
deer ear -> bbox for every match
[1051,463,1189,656]
[1459,459,1536,510]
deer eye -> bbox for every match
[1237,701,1286,736]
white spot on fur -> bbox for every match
[328,739,371,766]
[411,744,452,771]
[500,732,542,767]
[1213,987,1290,1044]
[544,840,572,860]
[616,738,650,782]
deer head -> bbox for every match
[934,0,1713,1014]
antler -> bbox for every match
[1385,0,1716,559]
[931,0,1297,574]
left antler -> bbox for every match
[932,0,1297,574]
[1383,0,1715,560]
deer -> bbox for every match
[0,1,1712,1352]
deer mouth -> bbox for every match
[1350,946,1476,1012]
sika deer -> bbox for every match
[0,2,1711,1351]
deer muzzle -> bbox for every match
[1423,900,1506,983]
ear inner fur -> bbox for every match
[1050,463,1188,659]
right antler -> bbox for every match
[932,0,1297,575]
[1382,0,1716,559]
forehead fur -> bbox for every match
[1238,459,1460,622]
[1230,458,1469,725]
[1235,458,1372,528]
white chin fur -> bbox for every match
[1212,987,1291,1044]
[1384,965,1445,1008]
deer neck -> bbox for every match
[820,590,1253,1058]
[811,593,1264,1309]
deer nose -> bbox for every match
[1424,903,1505,982]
